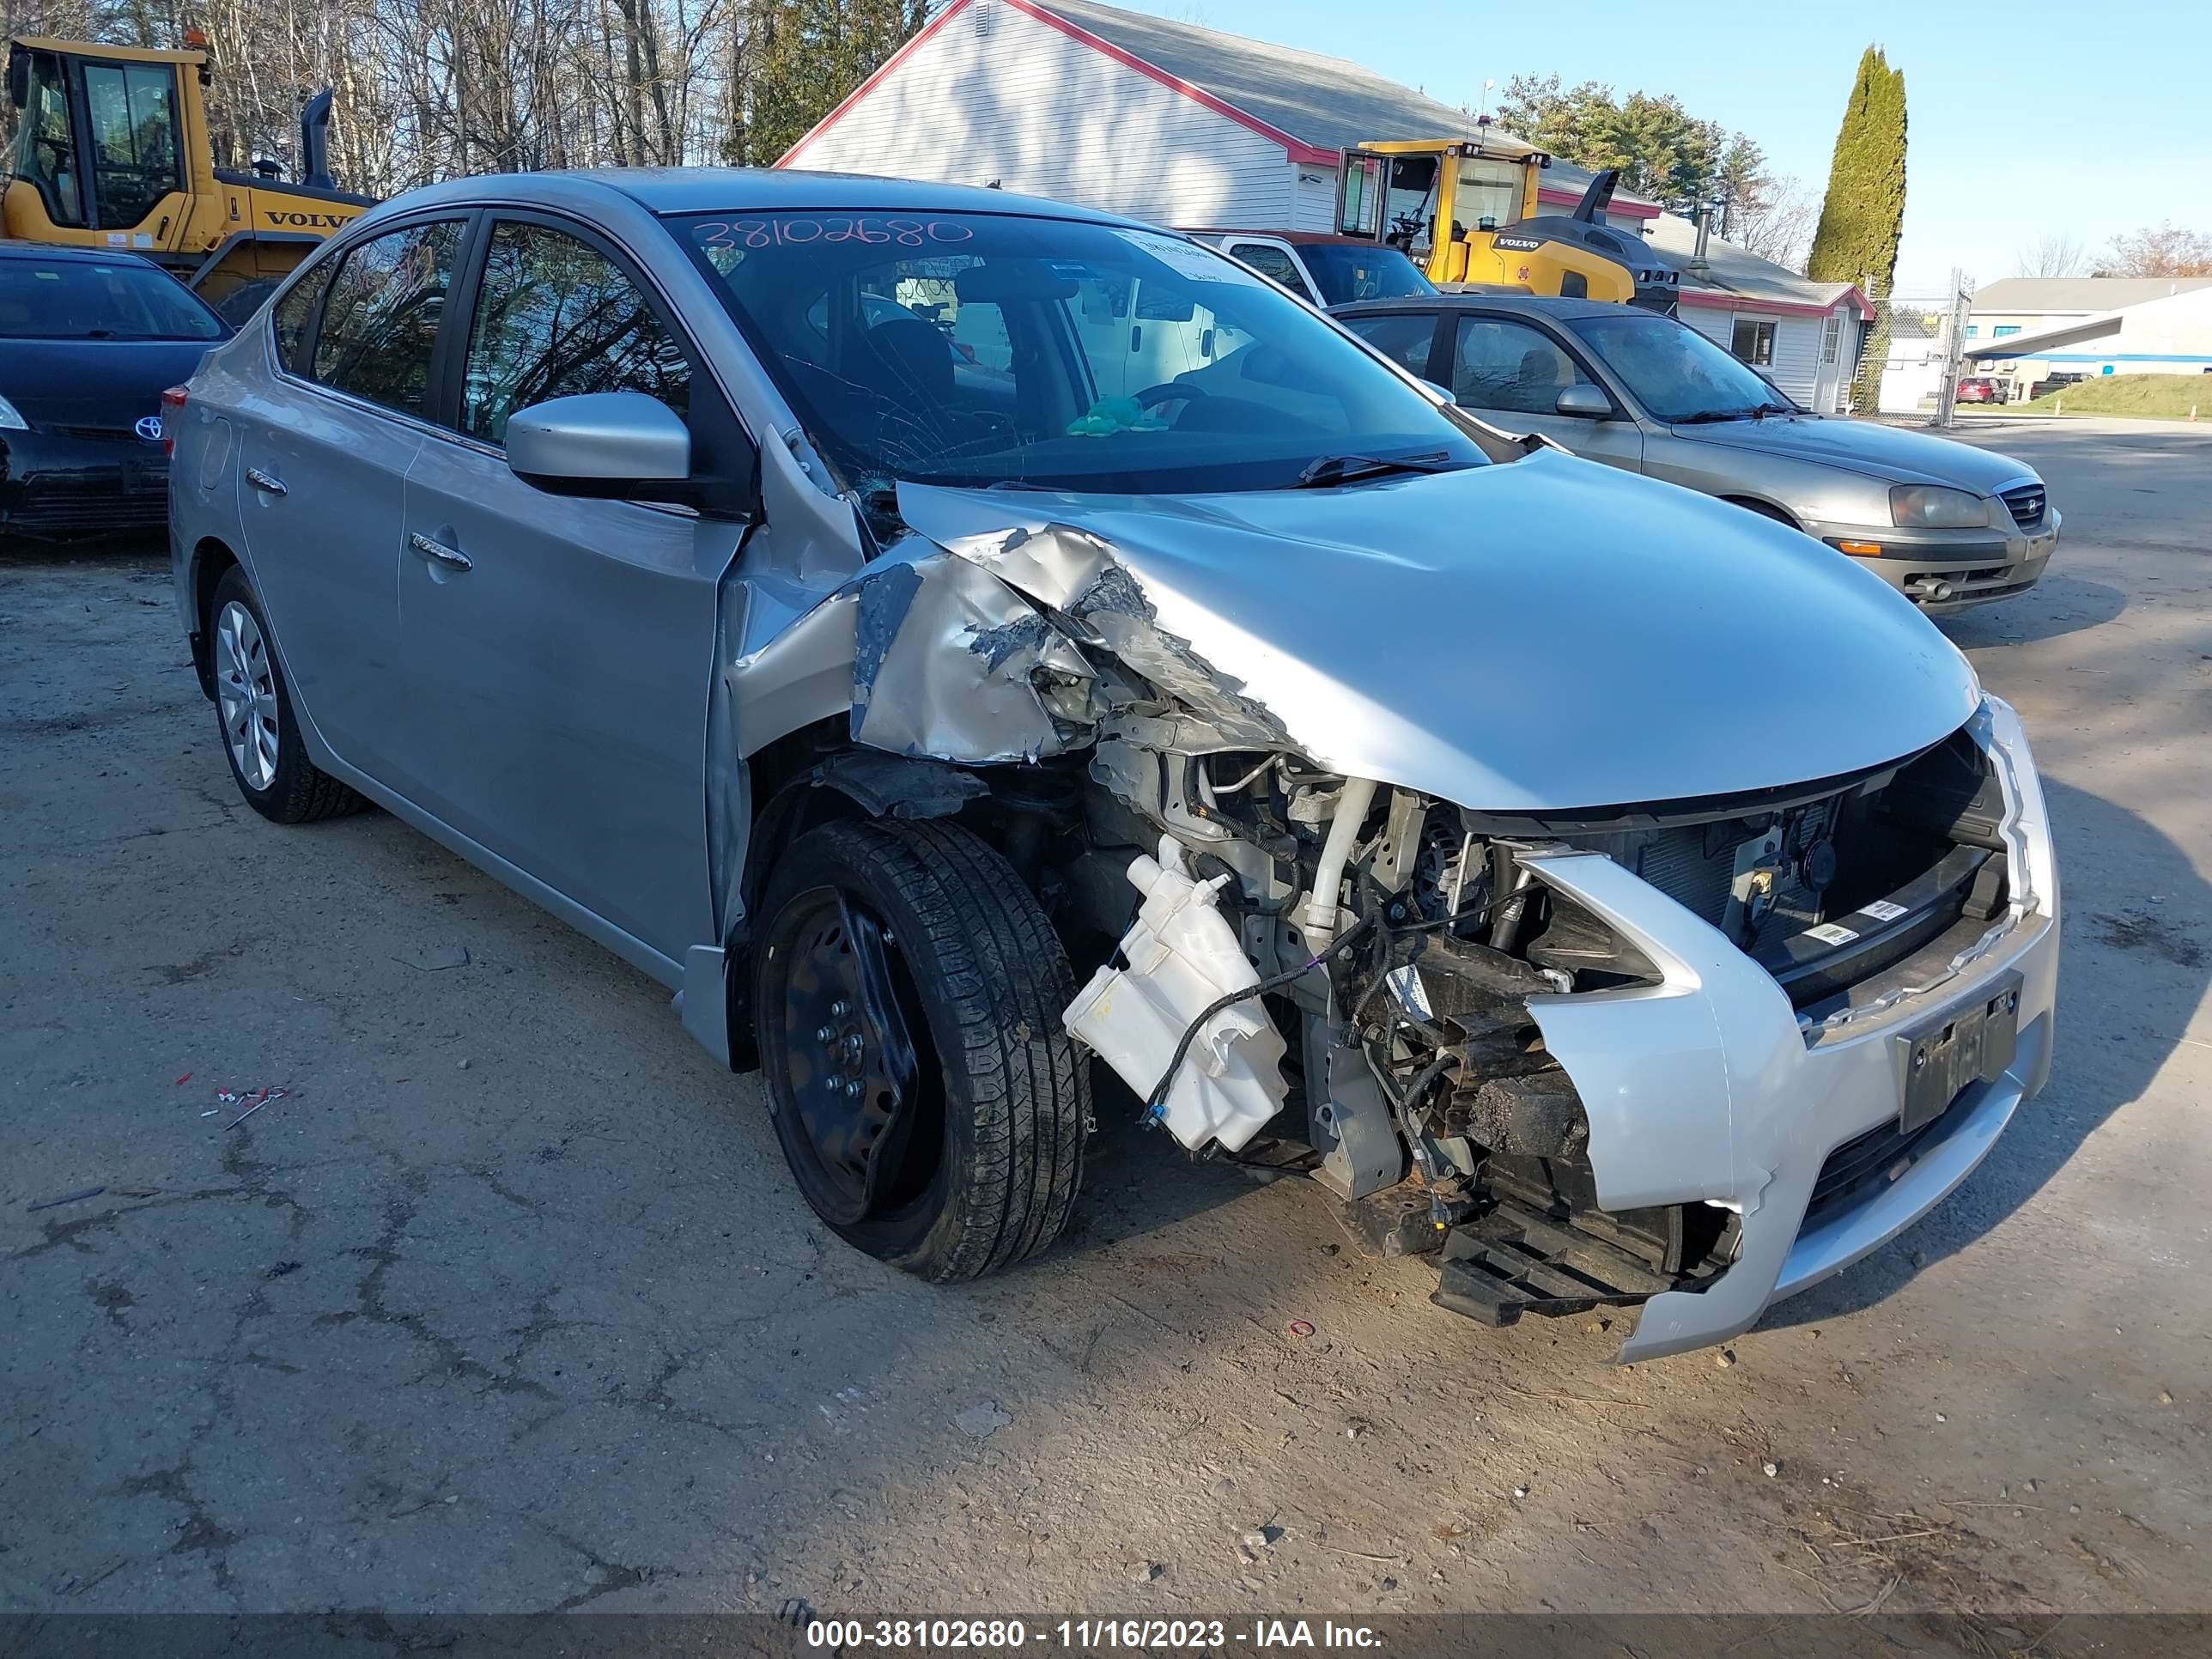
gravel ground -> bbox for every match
[3,421,2207,1621]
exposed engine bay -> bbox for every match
[732,471,2058,1360]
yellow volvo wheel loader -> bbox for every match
[1335,137,1680,313]
[4,32,372,320]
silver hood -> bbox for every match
[895,448,1982,812]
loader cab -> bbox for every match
[1336,139,1546,279]
[7,38,185,238]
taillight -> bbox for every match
[161,385,188,457]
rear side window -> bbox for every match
[1343,312,1438,378]
[459,221,691,444]
[1228,243,1315,304]
[270,264,334,372]
[313,220,465,415]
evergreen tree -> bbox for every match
[725,0,929,167]
[1808,47,1908,410]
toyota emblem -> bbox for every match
[136,415,165,442]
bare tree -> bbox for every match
[2015,233,2087,278]
[2098,222,2212,279]
[1729,173,1819,272]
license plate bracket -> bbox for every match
[1895,970,2021,1134]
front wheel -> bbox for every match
[753,818,1088,1280]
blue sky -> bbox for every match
[1125,0,2210,295]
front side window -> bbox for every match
[82,62,180,229]
[313,220,464,415]
[0,254,223,339]
[1566,311,1797,422]
[461,222,691,443]
[1449,316,1599,415]
[10,50,82,227]
[672,211,1481,496]
[1228,244,1315,303]
[1730,318,1777,367]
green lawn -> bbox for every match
[1997,374,2212,418]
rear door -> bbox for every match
[397,212,744,967]
[1442,313,1644,470]
[234,214,468,783]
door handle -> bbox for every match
[245,466,286,496]
[409,531,472,571]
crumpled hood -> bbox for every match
[897,448,1981,812]
[1671,414,2039,493]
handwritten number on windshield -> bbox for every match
[691,218,975,251]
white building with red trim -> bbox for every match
[779,0,1872,410]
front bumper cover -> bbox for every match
[0,428,169,537]
[1811,509,2061,612]
[1517,696,2058,1362]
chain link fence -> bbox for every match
[1863,276,1974,424]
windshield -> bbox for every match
[1565,312,1799,423]
[0,255,226,339]
[670,210,1481,495]
[1295,243,1436,306]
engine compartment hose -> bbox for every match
[1298,776,1379,939]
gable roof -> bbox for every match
[781,0,1657,216]
[1643,210,1872,319]
[1970,276,2212,314]
[1031,0,1656,216]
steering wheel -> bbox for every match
[1135,380,1207,410]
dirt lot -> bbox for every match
[3,421,2208,1624]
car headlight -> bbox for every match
[1891,484,1990,529]
[0,392,28,432]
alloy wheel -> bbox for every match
[215,599,279,792]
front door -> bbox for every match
[398,214,742,967]
[1442,313,1644,471]
[234,216,467,783]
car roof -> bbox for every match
[383,167,1148,228]
[1188,230,1400,247]
[1332,291,1641,324]
[0,240,163,266]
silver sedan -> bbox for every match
[1334,293,2060,612]
[167,170,2057,1363]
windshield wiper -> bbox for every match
[1294,450,1456,489]
[1672,408,1756,424]
[1748,401,1796,420]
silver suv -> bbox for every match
[168,170,2058,1362]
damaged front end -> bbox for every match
[802,475,2057,1363]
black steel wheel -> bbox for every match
[754,817,1088,1279]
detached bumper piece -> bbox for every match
[1431,1196,1678,1327]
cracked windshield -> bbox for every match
[672,210,1482,496]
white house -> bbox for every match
[778,0,1871,410]
[1642,212,1872,412]
[777,0,1662,240]
[1963,278,2212,391]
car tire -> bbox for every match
[207,565,365,824]
[753,817,1088,1281]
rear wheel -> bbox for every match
[754,818,1088,1280]
[208,566,365,823]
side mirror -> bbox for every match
[1554,383,1613,418]
[1422,380,1459,406]
[7,46,29,112]
[507,392,753,517]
